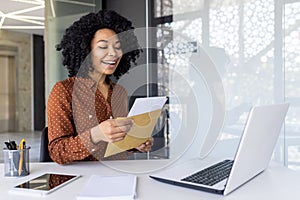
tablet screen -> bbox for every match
[14,173,80,194]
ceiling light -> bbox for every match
[0,0,44,31]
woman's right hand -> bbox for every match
[91,118,133,143]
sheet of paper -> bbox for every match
[77,174,136,200]
[104,96,167,157]
[128,96,167,116]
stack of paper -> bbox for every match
[77,174,137,200]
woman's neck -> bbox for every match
[88,72,107,87]
[88,72,109,99]
[98,78,109,100]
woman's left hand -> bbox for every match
[135,137,154,153]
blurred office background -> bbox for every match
[0,0,300,170]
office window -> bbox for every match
[284,1,300,169]
[154,0,172,17]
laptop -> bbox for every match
[150,103,289,195]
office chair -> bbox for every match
[40,127,53,162]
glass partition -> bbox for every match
[153,0,300,169]
[45,0,101,97]
[45,0,300,168]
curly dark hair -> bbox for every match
[56,10,142,79]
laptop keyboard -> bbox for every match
[181,159,234,186]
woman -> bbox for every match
[47,10,153,164]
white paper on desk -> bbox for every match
[77,174,137,200]
[128,96,167,117]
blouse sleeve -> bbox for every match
[47,82,100,164]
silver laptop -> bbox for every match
[150,103,289,195]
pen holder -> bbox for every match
[3,147,30,177]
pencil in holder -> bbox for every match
[3,147,30,177]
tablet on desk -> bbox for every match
[10,173,80,196]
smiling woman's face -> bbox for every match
[89,28,123,78]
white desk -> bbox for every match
[1,160,300,200]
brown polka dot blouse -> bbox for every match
[47,76,130,164]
